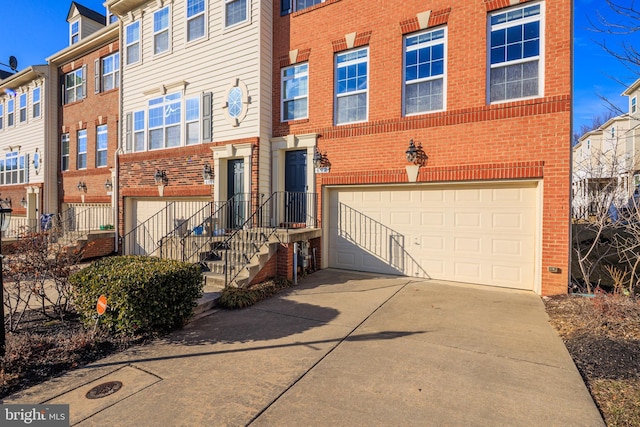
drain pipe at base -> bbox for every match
[293,242,298,285]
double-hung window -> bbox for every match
[100,53,120,92]
[335,48,368,125]
[32,87,41,118]
[133,111,146,152]
[632,97,637,114]
[186,97,200,145]
[282,63,308,121]
[77,129,87,169]
[187,0,205,41]
[65,68,85,104]
[154,7,170,54]
[4,152,26,184]
[70,20,79,44]
[96,125,108,167]
[404,28,446,115]
[61,134,70,171]
[7,99,14,127]
[0,103,3,130]
[489,3,542,102]
[225,0,248,28]
[125,21,140,65]
[148,93,181,149]
[19,93,27,123]
[280,0,323,15]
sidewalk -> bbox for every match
[3,270,604,426]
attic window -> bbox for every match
[71,20,80,44]
[632,96,637,114]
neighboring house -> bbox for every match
[273,0,571,296]
[0,65,58,236]
[572,115,633,219]
[47,2,119,255]
[105,0,290,274]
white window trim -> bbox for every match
[133,110,146,152]
[403,27,447,116]
[18,93,27,123]
[96,125,108,167]
[101,52,120,92]
[281,63,309,122]
[65,68,84,104]
[7,99,14,127]
[487,1,545,104]
[153,6,172,56]
[125,20,141,66]
[224,0,250,29]
[0,103,3,130]
[186,0,207,43]
[148,92,182,150]
[70,19,80,44]
[3,151,27,184]
[334,47,369,125]
[185,95,201,145]
[61,134,70,171]
[32,87,41,119]
[223,79,249,126]
[632,96,637,114]
[77,129,87,170]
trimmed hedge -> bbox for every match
[71,256,203,336]
[217,278,293,309]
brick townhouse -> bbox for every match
[273,0,571,295]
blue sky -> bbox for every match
[0,0,638,135]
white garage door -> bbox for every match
[327,183,537,290]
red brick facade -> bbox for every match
[57,39,120,206]
[273,0,571,295]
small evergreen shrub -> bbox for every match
[71,256,203,336]
[217,278,293,309]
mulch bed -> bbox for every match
[545,294,640,427]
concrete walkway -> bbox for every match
[4,270,604,426]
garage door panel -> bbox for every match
[328,183,537,290]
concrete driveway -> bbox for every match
[4,269,603,426]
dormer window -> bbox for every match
[70,20,80,44]
[632,96,637,114]
[107,11,118,24]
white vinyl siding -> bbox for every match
[489,3,543,103]
[404,28,446,115]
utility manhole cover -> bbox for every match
[85,381,123,399]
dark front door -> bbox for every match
[227,159,245,229]
[285,150,307,224]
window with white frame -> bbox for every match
[125,21,140,65]
[280,0,323,15]
[7,99,14,127]
[77,129,87,169]
[101,52,120,92]
[3,152,26,184]
[148,93,181,149]
[108,11,118,24]
[61,133,70,171]
[134,111,145,152]
[32,87,41,118]
[65,68,85,104]
[187,0,206,41]
[70,20,79,44]
[632,96,637,114]
[154,7,170,54]
[489,3,542,103]
[335,48,368,125]
[0,103,3,130]
[186,97,200,145]
[96,125,108,167]
[19,93,27,123]
[225,0,248,28]
[282,63,308,121]
[404,28,446,115]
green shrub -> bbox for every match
[217,278,292,309]
[71,256,203,336]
